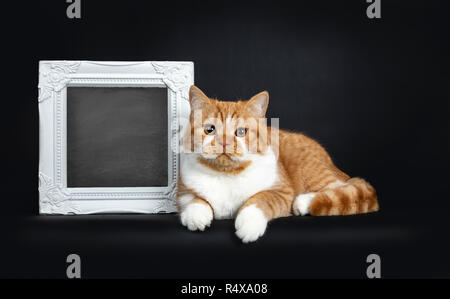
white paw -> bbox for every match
[180,203,213,231]
[293,192,316,216]
[235,205,268,243]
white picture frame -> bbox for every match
[38,61,193,215]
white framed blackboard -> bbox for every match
[38,61,193,214]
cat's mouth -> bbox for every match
[197,153,251,173]
[218,152,246,162]
[199,152,233,161]
[215,153,235,162]
[202,151,243,159]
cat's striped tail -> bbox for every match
[294,178,379,216]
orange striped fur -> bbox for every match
[177,86,379,242]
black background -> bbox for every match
[1,0,449,278]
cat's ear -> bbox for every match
[189,85,210,111]
[247,91,269,117]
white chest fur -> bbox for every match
[180,149,278,219]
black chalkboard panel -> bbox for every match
[67,87,168,187]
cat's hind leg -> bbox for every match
[292,181,346,215]
[293,178,379,216]
[292,192,317,216]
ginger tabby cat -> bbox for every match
[177,86,379,243]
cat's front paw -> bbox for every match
[180,203,213,231]
[235,205,267,243]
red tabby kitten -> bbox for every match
[177,86,379,243]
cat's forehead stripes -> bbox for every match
[201,99,253,122]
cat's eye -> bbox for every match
[204,124,216,135]
[235,127,247,137]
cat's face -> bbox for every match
[183,86,270,166]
